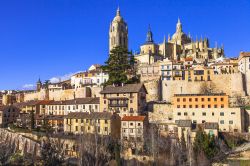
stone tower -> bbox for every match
[109,7,128,52]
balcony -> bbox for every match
[109,103,128,107]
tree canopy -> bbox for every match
[102,46,139,86]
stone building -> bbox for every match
[0,105,20,127]
[45,97,100,115]
[121,115,148,152]
[172,93,245,132]
[100,83,147,118]
[64,112,121,139]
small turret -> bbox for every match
[36,78,42,92]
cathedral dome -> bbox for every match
[171,18,191,44]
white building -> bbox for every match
[45,97,100,115]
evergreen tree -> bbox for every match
[102,46,139,86]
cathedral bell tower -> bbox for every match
[109,7,128,52]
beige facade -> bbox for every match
[121,116,148,151]
[100,84,147,118]
[173,107,244,132]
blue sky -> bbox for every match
[0,0,249,90]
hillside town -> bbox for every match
[1,7,250,166]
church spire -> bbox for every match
[146,24,153,43]
[116,6,120,16]
[176,17,182,33]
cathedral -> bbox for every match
[109,8,224,64]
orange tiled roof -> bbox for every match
[122,116,146,121]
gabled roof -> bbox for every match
[100,83,147,94]
[122,116,146,121]
[47,97,100,105]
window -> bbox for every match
[138,123,141,126]
[81,126,84,131]
[130,129,133,133]
[202,120,206,123]
[105,127,108,131]
[81,119,84,123]
[130,100,133,103]
[75,126,78,131]
[202,105,205,108]
[130,123,133,126]
[221,104,224,108]
[214,105,217,108]
[231,112,235,115]
[177,98,180,102]
[220,112,224,116]
[202,112,206,116]
[177,112,181,116]
[105,120,108,124]
[123,122,126,126]
[189,105,192,108]
[220,120,224,124]
[189,98,192,102]
[193,120,197,123]
[208,105,211,108]
[117,93,119,96]
[201,98,204,101]
[195,98,198,102]
[183,105,186,108]
[192,112,195,116]
[214,98,217,101]
[76,119,78,123]
[229,120,233,124]
[183,98,186,102]
[212,112,214,116]
[208,98,211,101]
[177,105,180,108]
[104,100,106,104]
[184,112,188,116]
[221,98,224,101]
[195,105,198,108]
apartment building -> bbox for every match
[121,116,148,151]
[184,65,214,82]
[173,93,229,109]
[100,84,147,118]
[64,112,121,138]
[45,97,100,115]
[238,52,250,74]
[173,94,244,132]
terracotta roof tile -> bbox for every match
[122,116,146,121]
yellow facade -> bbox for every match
[184,66,214,81]
[64,112,121,138]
